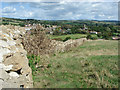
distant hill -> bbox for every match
[1,17,118,26]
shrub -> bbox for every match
[22,25,54,56]
[53,38,63,41]
[86,34,92,40]
[102,32,112,40]
[63,36,71,42]
[80,31,87,34]
[97,33,102,38]
[19,23,25,27]
[2,22,9,25]
[90,36,98,40]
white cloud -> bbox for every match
[1,2,118,20]
[2,7,16,13]
[23,11,33,18]
[99,14,105,17]
[92,3,99,7]
[1,0,119,2]
[20,5,24,9]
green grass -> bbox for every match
[28,40,118,88]
[48,34,98,41]
[48,34,87,40]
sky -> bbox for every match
[0,0,119,20]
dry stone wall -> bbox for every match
[51,38,86,53]
[0,25,86,89]
[0,25,33,89]
[23,28,87,56]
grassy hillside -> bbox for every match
[28,40,118,88]
[1,17,118,26]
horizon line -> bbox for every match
[1,17,119,21]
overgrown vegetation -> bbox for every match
[22,25,54,56]
[27,55,40,75]
[86,34,98,40]
[27,40,118,88]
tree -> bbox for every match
[86,34,92,40]
[97,33,102,38]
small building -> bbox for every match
[112,37,120,40]
[89,31,98,34]
[83,24,88,30]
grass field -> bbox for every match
[48,34,87,40]
[28,40,118,88]
[48,34,98,41]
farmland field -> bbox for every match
[48,34,98,41]
[28,40,118,88]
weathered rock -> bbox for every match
[0,25,33,89]
[51,38,87,53]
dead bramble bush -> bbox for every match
[22,25,55,56]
